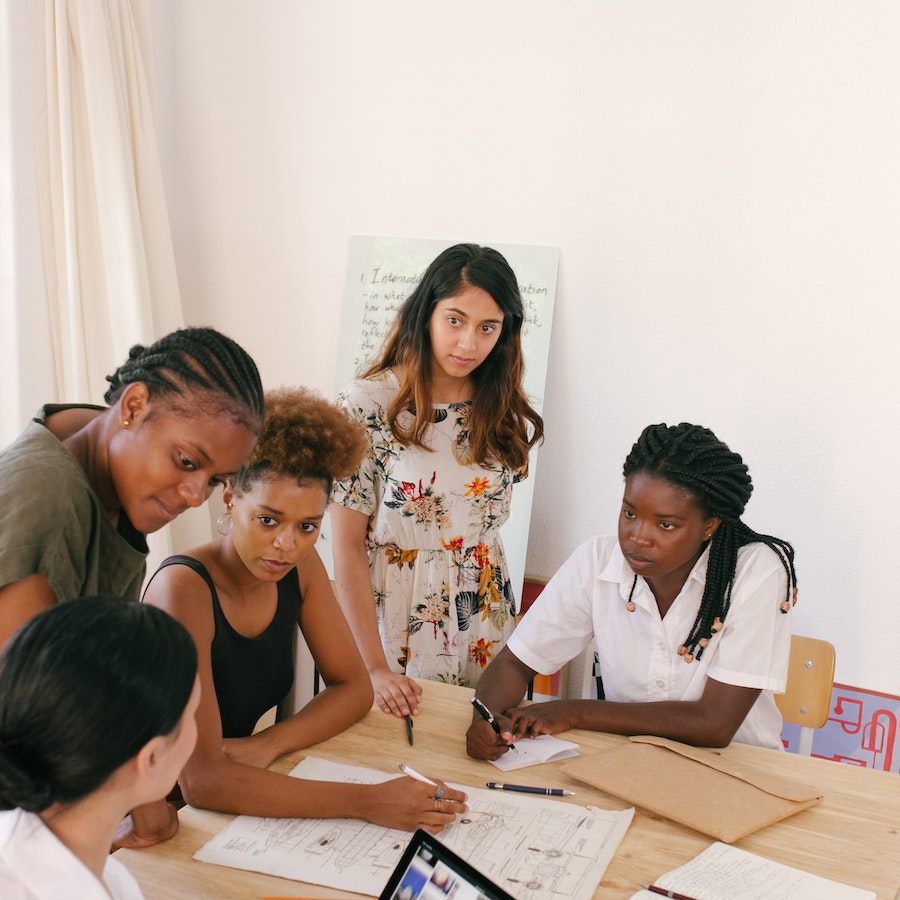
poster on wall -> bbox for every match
[320,234,559,604]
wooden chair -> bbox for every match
[775,634,835,755]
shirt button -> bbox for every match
[655,679,665,688]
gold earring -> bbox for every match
[122,420,130,427]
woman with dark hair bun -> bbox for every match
[467,423,798,759]
[331,244,544,719]
[0,597,199,898]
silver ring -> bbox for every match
[434,788,445,799]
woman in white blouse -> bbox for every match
[0,597,199,899]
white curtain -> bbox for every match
[37,0,183,400]
[31,0,211,559]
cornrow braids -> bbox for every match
[623,423,798,663]
[103,327,264,432]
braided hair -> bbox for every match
[103,327,264,432]
[623,423,797,662]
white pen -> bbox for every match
[396,762,438,786]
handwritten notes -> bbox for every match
[630,841,876,900]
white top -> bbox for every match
[508,537,792,749]
[0,808,144,899]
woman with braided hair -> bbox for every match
[0,326,262,847]
[0,326,263,650]
[467,422,797,756]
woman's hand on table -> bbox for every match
[364,778,467,834]
[506,700,575,739]
[111,800,179,851]
[222,733,277,770]
[371,667,423,717]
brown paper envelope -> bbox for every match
[561,736,822,843]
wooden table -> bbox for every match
[116,681,900,899]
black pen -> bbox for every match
[405,714,414,745]
[487,782,575,797]
[638,884,700,900]
[470,696,517,751]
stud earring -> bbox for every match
[122,420,130,427]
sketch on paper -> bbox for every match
[193,757,633,900]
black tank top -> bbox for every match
[153,555,303,738]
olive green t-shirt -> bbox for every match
[0,406,147,603]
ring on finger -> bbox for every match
[434,788,445,799]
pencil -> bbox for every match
[396,762,438,786]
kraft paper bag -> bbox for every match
[561,735,822,843]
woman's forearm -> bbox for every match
[330,508,390,673]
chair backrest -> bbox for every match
[775,634,836,754]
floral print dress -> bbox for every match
[333,369,524,687]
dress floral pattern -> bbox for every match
[333,370,524,687]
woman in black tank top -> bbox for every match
[142,387,467,833]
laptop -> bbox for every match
[379,829,516,900]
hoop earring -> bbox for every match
[216,512,233,536]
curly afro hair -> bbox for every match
[231,387,367,494]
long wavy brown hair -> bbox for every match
[363,243,543,470]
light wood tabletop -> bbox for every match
[116,680,900,899]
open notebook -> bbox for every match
[380,829,516,900]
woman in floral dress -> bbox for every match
[331,244,544,717]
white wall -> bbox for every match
[147,2,900,696]
[1,0,56,448]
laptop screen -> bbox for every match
[379,829,516,900]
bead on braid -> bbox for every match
[623,423,797,663]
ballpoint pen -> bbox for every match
[639,884,699,900]
[486,782,574,797]
[470,696,517,750]
[404,714,414,745]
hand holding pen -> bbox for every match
[470,696,517,751]
[394,763,469,829]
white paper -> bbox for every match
[630,841,876,900]
[194,757,632,900]
[490,734,580,771]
